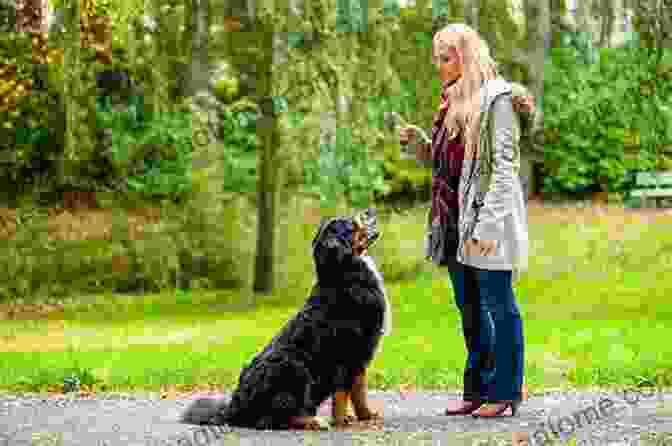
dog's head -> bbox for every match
[311,208,380,284]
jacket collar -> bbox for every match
[480,79,512,113]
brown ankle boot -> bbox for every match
[444,400,482,416]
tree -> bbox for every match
[232,0,399,294]
[251,8,281,295]
[187,0,210,97]
[633,0,672,64]
[61,0,98,190]
[598,0,616,48]
[523,0,550,149]
[464,0,480,29]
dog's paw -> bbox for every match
[344,413,357,424]
[290,416,331,431]
[308,416,332,431]
[356,408,383,422]
[332,415,355,429]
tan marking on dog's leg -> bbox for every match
[351,368,382,421]
[288,415,325,430]
[345,391,357,420]
[332,390,354,427]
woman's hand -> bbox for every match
[399,126,418,147]
[465,238,498,257]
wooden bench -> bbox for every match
[629,171,672,208]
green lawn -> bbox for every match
[1,203,671,394]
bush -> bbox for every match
[543,31,672,193]
[303,127,387,209]
[96,95,194,199]
[0,194,250,301]
[219,106,259,195]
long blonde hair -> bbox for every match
[433,24,499,159]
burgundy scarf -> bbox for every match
[431,82,464,227]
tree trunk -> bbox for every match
[148,0,169,116]
[252,13,282,295]
[599,0,615,47]
[523,0,550,134]
[464,0,480,28]
[181,0,193,64]
[575,0,592,31]
[62,0,97,189]
[188,0,211,97]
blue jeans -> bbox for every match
[474,266,525,402]
[448,261,496,402]
[449,262,525,402]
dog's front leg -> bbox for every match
[332,390,356,428]
[350,367,382,422]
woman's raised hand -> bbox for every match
[399,126,418,147]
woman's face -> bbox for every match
[433,44,463,85]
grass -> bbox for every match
[0,200,671,395]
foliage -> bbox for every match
[213,77,240,104]
[542,31,672,193]
[95,94,193,198]
[220,108,260,195]
[336,0,368,33]
[303,127,387,209]
[48,0,145,54]
[218,73,426,207]
[0,33,35,115]
[367,77,433,198]
[0,0,16,33]
[0,91,60,198]
[0,197,249,300]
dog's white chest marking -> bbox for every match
[361,255,392,336]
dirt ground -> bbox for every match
[0,206,163,242]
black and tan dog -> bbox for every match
[181,210,386,430]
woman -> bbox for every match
[400,23,532,417]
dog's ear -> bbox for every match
[353,208,380,249]
[319,217,331,227]
[312,217,333,251]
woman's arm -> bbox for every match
[471,93,517,241]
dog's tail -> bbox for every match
[180,397,231,425]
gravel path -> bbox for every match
[1,389,671,446]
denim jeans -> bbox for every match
[447,260,496,402]
[472,266,525,402]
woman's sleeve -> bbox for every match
[471,93,516,241]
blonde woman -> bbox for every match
[400,24,533,417]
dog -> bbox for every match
[180,209,388,430]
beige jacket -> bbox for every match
[417,79,529,278]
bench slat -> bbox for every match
[630,188,672,197]
[636,171,672,187]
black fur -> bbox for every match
[181,217,386,430]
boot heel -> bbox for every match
[471,400,520,418]
[510,401,520,416]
